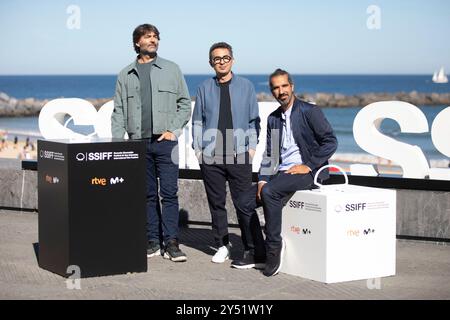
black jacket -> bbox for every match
[258,98,338,183]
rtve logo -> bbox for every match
[45,175,60,184]
[347,228,376,237]
[91,177,107,186]
[347,229,360,237]
[289,200,305,209]
[76,152,113,162]
[91,177,125,186]
[290,226,312,235]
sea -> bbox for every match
[0,75,449,163]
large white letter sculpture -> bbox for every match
[431,107,450,158]
[39,98,449,179]
[353,101,430,179]
[39,98,100,140]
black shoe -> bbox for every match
[163,239,187,262]
[147,240,161,258]
[231,251,266,270]
[263,239,285,277]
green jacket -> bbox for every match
[111,56,191,139]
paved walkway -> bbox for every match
[1,210,449,300]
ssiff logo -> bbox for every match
[288,200,305,209]
[345,203,367,212]
[290,226,312,235]
[76,153,85,161]
[76,152,113,162]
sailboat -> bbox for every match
[432,67,448,83]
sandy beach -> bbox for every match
[0,139,37,160]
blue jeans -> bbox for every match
[145,137,179,244]
[237,172,314,253]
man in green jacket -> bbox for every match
[111,23,191,262]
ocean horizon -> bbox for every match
[1,74,449,100]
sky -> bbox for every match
[0,0,449,75]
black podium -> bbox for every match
[37,138,147,278]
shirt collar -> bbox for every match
[282,104,293,120]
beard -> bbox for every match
[277,93,292,107]
[139,46,158,57]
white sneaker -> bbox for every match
[211,245,230,263]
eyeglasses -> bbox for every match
[211,55,232,65]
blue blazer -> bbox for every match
[259,98,338,183]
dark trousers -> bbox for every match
[145,137,179,244]
[237,171,314,254]
[200,154,255,249]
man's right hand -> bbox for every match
[257,181,267,201]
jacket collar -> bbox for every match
[127,55,163,75]
[275,98,300,118]
[213,72,236,86]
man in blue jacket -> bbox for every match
[232,69,337,276]
[192,42,260,264]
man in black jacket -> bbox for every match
[232,69,338,276]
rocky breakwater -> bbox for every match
[1,91,449,117]
[256,91,450,107]
[0,92,112,117]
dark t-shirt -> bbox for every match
[215,79,234,157]
[136,60,154,138]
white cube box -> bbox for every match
[280,176,396,283]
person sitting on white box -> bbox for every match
[232,69,338,277]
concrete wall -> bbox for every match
[0,161,38,211]
[397,190,450,239]
[1,160,449,240]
